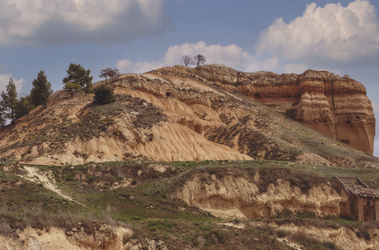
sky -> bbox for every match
[1,0,379,155]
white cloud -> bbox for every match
[0,74,25,92]
[0,0,169,46]
[257,0,379,63]
[283,64,308,74]
[164,41,256,69]
[372,100,379,116]
[117,59,165,74]
[117,41,282,74]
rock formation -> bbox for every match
[172,167,341,220]
[0,225,132,250]
[155,65,375,155]
[0,64,375,165]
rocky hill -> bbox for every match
[0,65,376,166]
[0,65,379,250]
[154,65,375,155]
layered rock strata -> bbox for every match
[0,64,375,165]
[154,65,375,154]
[172,168,342,219]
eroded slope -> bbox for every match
[0,65,377,167]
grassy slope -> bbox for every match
[1,160,379,249]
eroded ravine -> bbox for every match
[19,166,81,205]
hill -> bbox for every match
[0,65,376,167]
[0,65,378,249]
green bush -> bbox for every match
[93,85,116,104]
[277,230,287,238]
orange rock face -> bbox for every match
[178,66,375,155]
[296,70,375,155]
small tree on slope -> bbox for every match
[1,78,18,125]
[63,63,93,93]
[30,70,53,109]
[193,54,206,67]
[93,85,116,104]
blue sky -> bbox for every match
[1,0,379,155]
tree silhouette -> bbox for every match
[99,68,120,82]
[193,54,206,67]
[180,55,194,67]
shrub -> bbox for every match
[93,85,116,104]
[277,230,287,238]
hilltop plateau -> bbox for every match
[0,65,378,250]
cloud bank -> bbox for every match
[0,0,169,46]
[257,0,379,64]
[117,41,281,74]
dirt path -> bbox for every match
[20,166,82,205]
[277,238,302,250]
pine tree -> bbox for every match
[30,70,53,109]
[63,82,82,97]
[1,78,18,125]
[15,95,35,119]
[63,63,93,93]
[0,104,6,127]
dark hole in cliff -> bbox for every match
[339,139,350,144]
[166,92,171,97]
[254,93,261,98]
[346,120,351,124]
[285,109,298,120]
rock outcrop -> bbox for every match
[259,221,379,250]
[172,167,341,219]
[0,225,132,250]
[0,64,375,165]
[297,70,375,155]
[154,65,375,154]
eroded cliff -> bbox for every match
[0,65,376,165]
[154,65,375,154]
[172,167,341,220]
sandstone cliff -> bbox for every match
[154,65,375,155]
[0,65,376,165]
[172,167,341,220]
